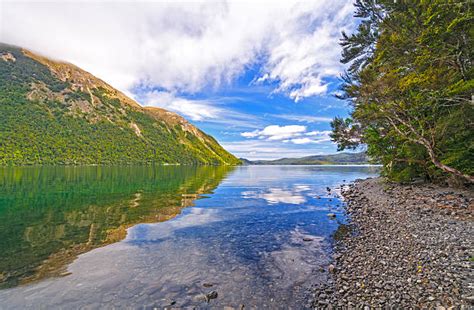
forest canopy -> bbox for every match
[331,0,473,183]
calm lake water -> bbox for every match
[0,165,379,309]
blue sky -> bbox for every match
[2,0,357,159]
[134,70,352,159]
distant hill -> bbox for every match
[243,152,370,165]
[239,158,254,165]
[0,43,239,165]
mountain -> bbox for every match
[0,43,239,165]
[239,158,254,165]
[244,152,370,165]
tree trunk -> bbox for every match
[387,117,474,183]
[424,143,474,183]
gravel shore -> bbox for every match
[310,177,474,308]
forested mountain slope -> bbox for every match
[0,44,240,165]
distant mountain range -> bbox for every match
[0,43,239,165]
[241,152,371,165]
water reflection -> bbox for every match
[242,187,307,204]
[0,165,234,289]
[0,165,379,309]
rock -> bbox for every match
[308,177,474,308]
[206,290,218,301]
[328,264,336,273]
[203,283,213,288]
[193,294,208,303]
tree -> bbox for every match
[331,0,474,183]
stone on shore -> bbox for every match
[309,177,474,308]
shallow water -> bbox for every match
[0,165,379,309]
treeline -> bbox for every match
[331,0,473,183]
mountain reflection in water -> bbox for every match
[0,165,233,289]
[0,165,379,309]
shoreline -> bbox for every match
[310,177,473,308]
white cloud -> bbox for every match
[291,138,313,144]
[0,0,355,102]
[221,140,335,160]
[242,188,306,205]
[141,90,219,121]
[140,90,261,128]
[256,1,355,101]
[271,114,333,123]
[241,125,331,143]
[235,126,334,157]
[288,130,331,144]
[241,125,306,141]
[241,131,260,138]
[305,130,331,137]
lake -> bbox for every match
[0,165,379,309]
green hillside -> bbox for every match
[0,44,240,165]
[244,152,370,165]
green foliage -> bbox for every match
[330,117,361,151]
[0,165,235,288]
[332,1,474,183]
[0,44,240,166]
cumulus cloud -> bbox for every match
[0,0,355,102]
[241,125,307,140]
[241,125,331,144]
[291,138,314,145]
